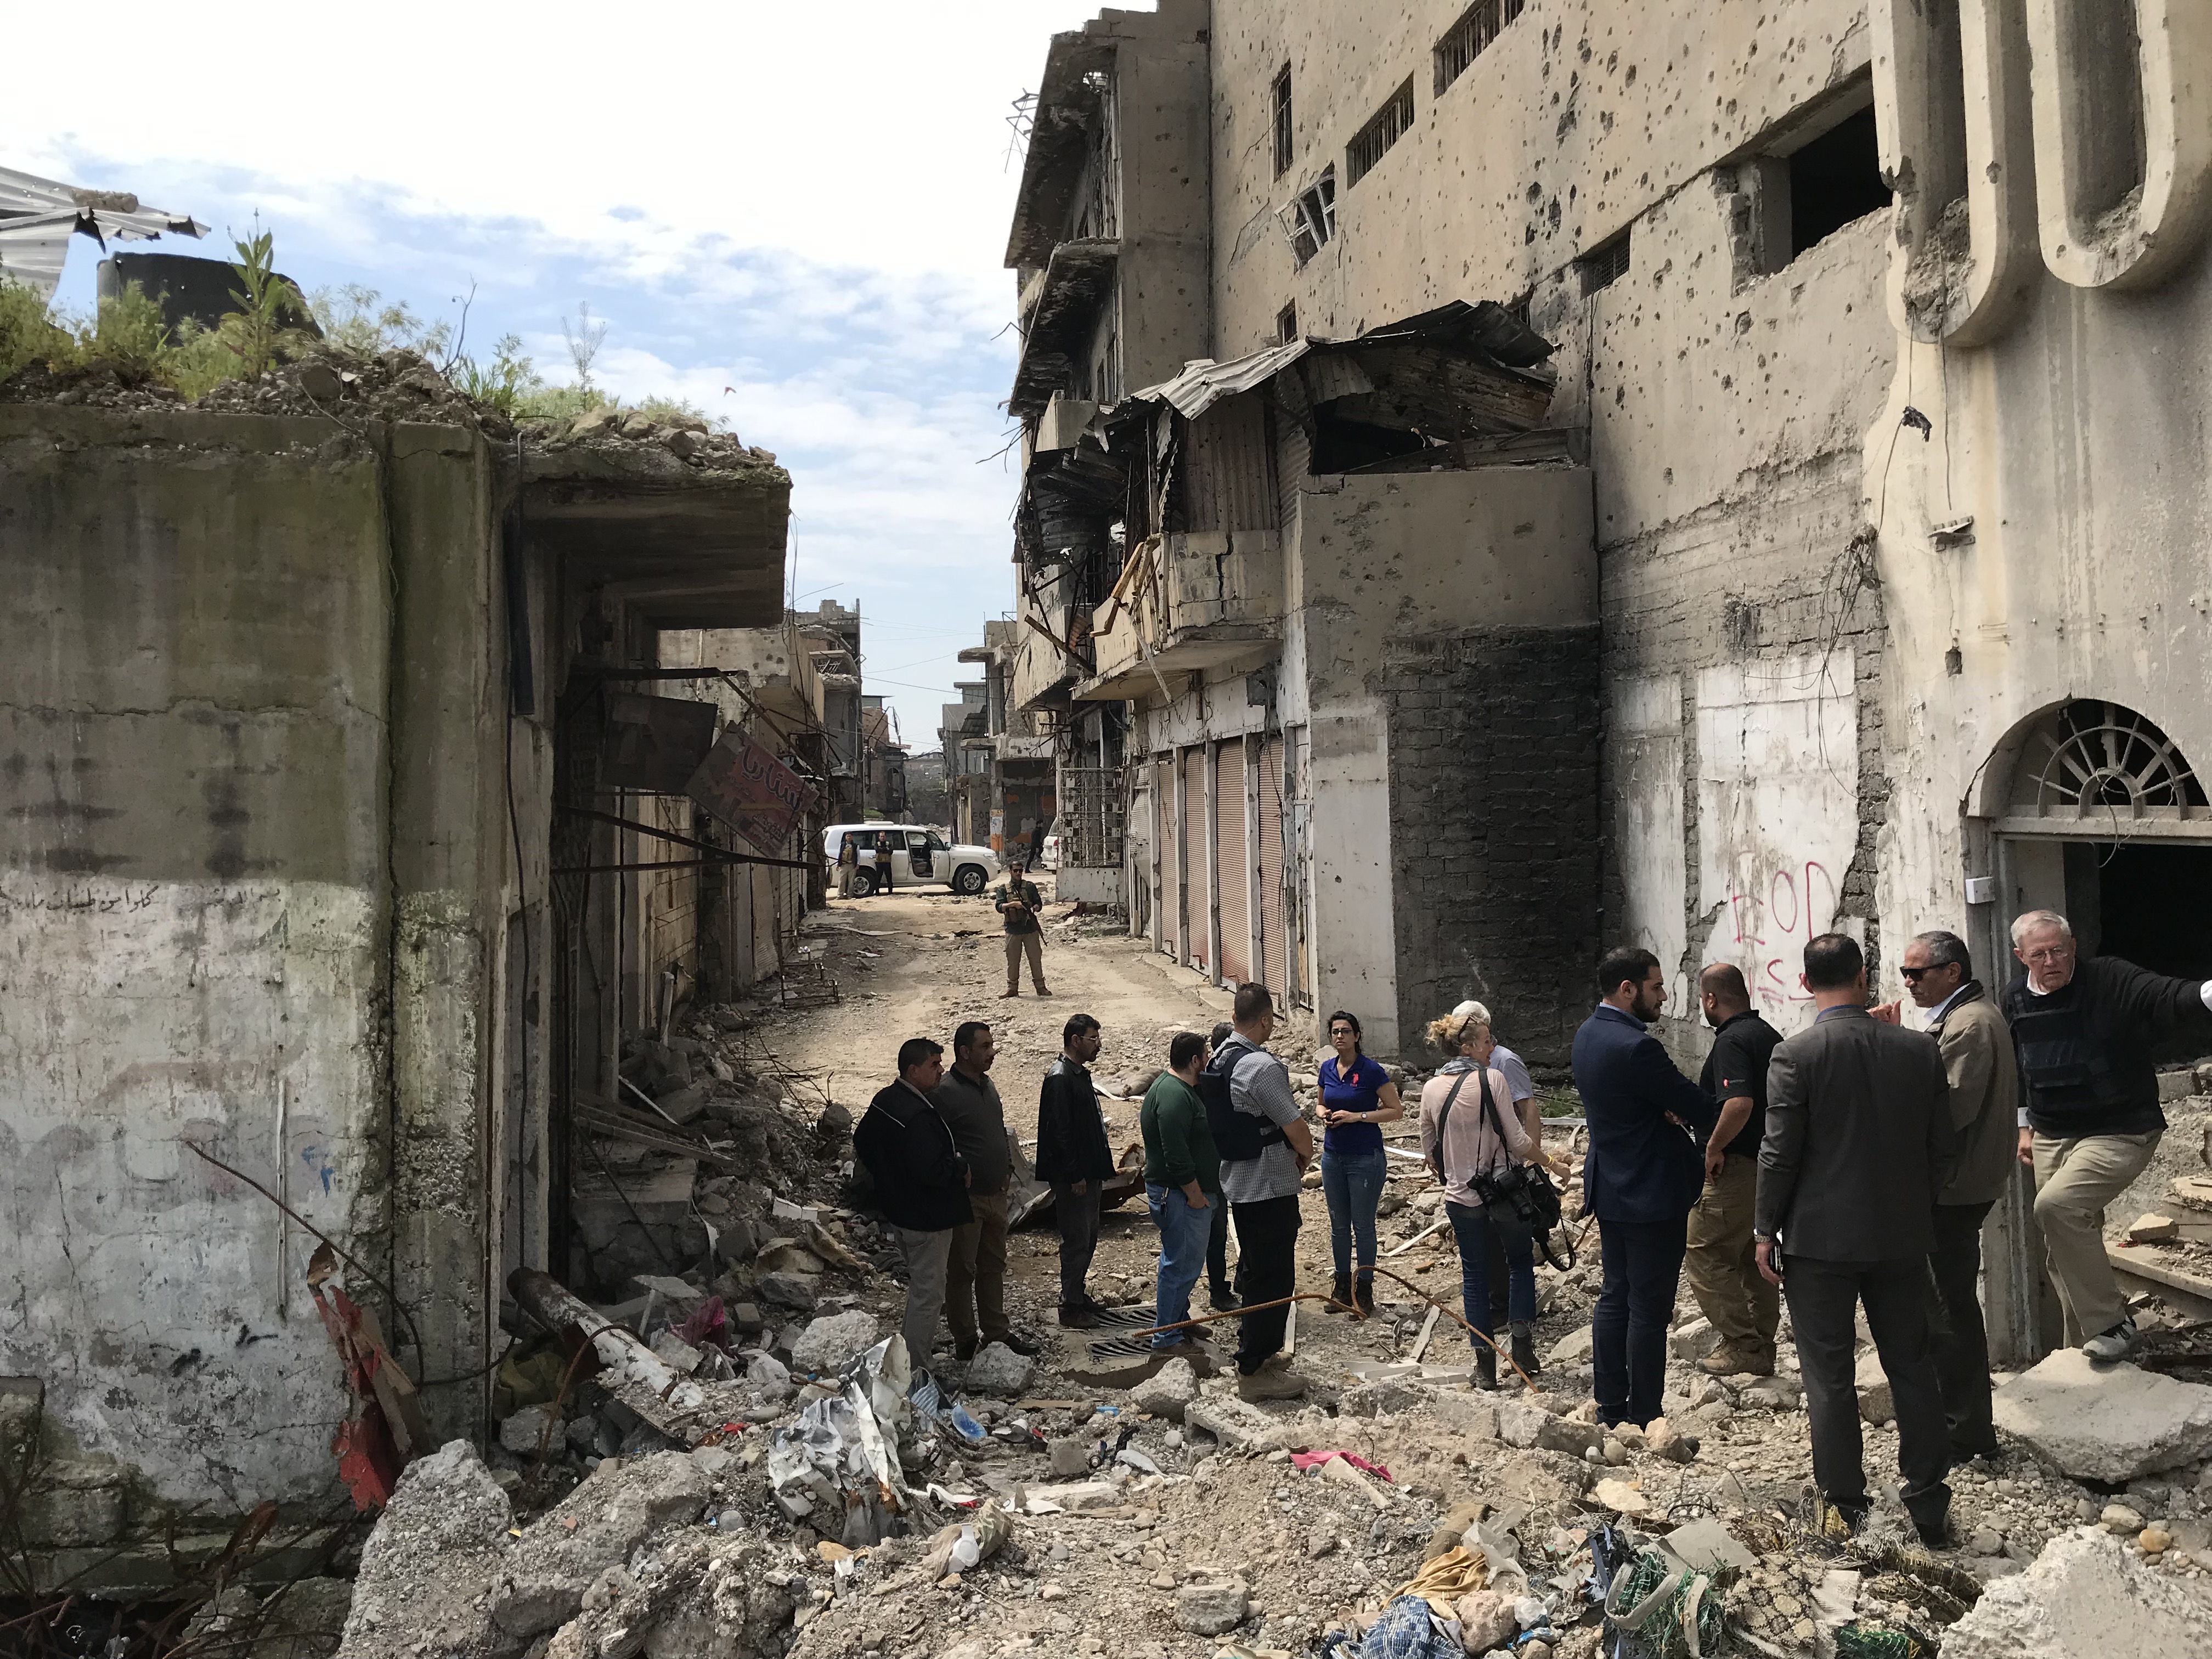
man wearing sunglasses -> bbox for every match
[1875,931,2017,1460]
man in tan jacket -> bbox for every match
[1878,930,2018,1462]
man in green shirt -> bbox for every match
[994,857,1050,998]
[1141,1031,1220,1351]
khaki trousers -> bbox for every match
[1004,930,1046,993]
[836,864,857,898]
[2033,1129,2161,1343]
[1683,1153,1779,1354]
[946,1188,1011,1343]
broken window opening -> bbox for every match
[1434,0,1526,97]
[1277,301,1299,343]
[1290,167,1337,266]
[1784,104,1892,259]
[1272,63,1295,178]
[1578,231,1631,295]
[1346,78,1417,188]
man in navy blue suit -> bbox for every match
[1572,946,1720,1427]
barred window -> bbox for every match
[1579,231,1632,295]
[1346,78,1416,188]
[1434,0,1526,98]
[1272,63,1295,178]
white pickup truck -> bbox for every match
[822,825,998,896]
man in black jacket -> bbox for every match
[854,1037,971,1369]
[1756,934,1956,1544]
[1037,1013,1115,1327]
[2006,910,2212,1362]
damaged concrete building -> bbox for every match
[1007,0,2212,1355]
[0,368,814,1581]
[942,620,1066,864]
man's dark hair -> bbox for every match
[1598,946,1661,998]
[1233,983,1275,1023]
[1063,1012,1101,1045]
[1007,855,1027,871]
[1914,930,1973,978]
[897,1037,944,1074]
[952,1020,990,1059]
[1699,963,1749,1006]
[1169,1031,1207,1070]
[1210,1020,1234,1047]
[1802,933,1865,991]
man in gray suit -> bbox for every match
[1875,929,2019,1461]
[1756,933,1959,1544]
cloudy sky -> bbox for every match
[3,1,1115,749]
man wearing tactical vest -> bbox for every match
[1201,983,1314,1401]
[2005,910,2212,1363]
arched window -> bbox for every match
[2005,699,2206,829]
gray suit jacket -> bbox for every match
[1929,983,2018,1207]
[1757,1005,1957,1261]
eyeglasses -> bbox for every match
[1329,1026,1356,1037]
[1899,966,1937,982]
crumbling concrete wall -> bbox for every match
[1282,464,1596,1060]
[0,407,514,1509]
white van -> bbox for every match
[823,824,998,896]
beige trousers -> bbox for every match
[836,864,857,898]
[2032,1129,2161,1343]
[1004,930,1046,993]
[1683,1153,1780,1353]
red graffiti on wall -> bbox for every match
[1724,859,1836,1009]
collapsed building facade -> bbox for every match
[0,370,816,1578]
[942,620,1068,864]
[1007,0,2212,1361]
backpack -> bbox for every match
[1199,1039,1288,1162]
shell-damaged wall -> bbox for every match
[0,407,506,1514]
[1212,0,1897,1050]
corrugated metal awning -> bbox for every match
[0,165,206,298]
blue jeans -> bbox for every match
[1147,1182,1215,1348]
[1444,1198,1535,1343]
[1321,1147,1389,1275]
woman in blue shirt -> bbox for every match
[1319,1010,1403,1316]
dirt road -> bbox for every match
[730,884,1502,1383]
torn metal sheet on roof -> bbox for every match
[1127,300,1556,421]
[0,165,206,298]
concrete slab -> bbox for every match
[1991,1350,2212,1483]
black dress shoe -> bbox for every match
[1209,1288,1242,1312]
[1058,1305,1099,1329]
[954,1338,979,1362]
[995,1331,1043,1357]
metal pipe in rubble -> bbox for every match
[508,1266,708,1421]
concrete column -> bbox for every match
[385,422,503,1446]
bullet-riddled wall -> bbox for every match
[0,406,526,1514]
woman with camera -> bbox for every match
[1418,1006,1565,1389]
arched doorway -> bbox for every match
[1987,701,2212,1053]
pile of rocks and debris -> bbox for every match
[331,1271,2212,1659]
[0,341,782,478]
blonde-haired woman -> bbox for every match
[1419,1006,1564,1389]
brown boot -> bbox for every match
[1699,1342,1775,1378]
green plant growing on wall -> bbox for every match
[311,283,454,359]
[219,226,311,379]
[0,278,72,382]
[450,332,545,413]
[77,281,172,381]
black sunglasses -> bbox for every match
[1899,965,1947,982]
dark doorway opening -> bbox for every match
[1788,105,1891,256]
[2070,840,2212,1066]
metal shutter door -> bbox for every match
[1183,747,1207,971]
[1215,739,1250,984]
[1258,735,1287,997]
[1157,758,1178,957]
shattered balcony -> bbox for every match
[1075,531,1283,702]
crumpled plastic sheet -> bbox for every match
[768,1334,918,1525]
[1292,1449,1394,1481]
[909,1367,986,1448]
[1356,1594,1463,1659]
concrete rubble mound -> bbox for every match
[1991,1350,2212,1483]
[1942,1526,2212,1658]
